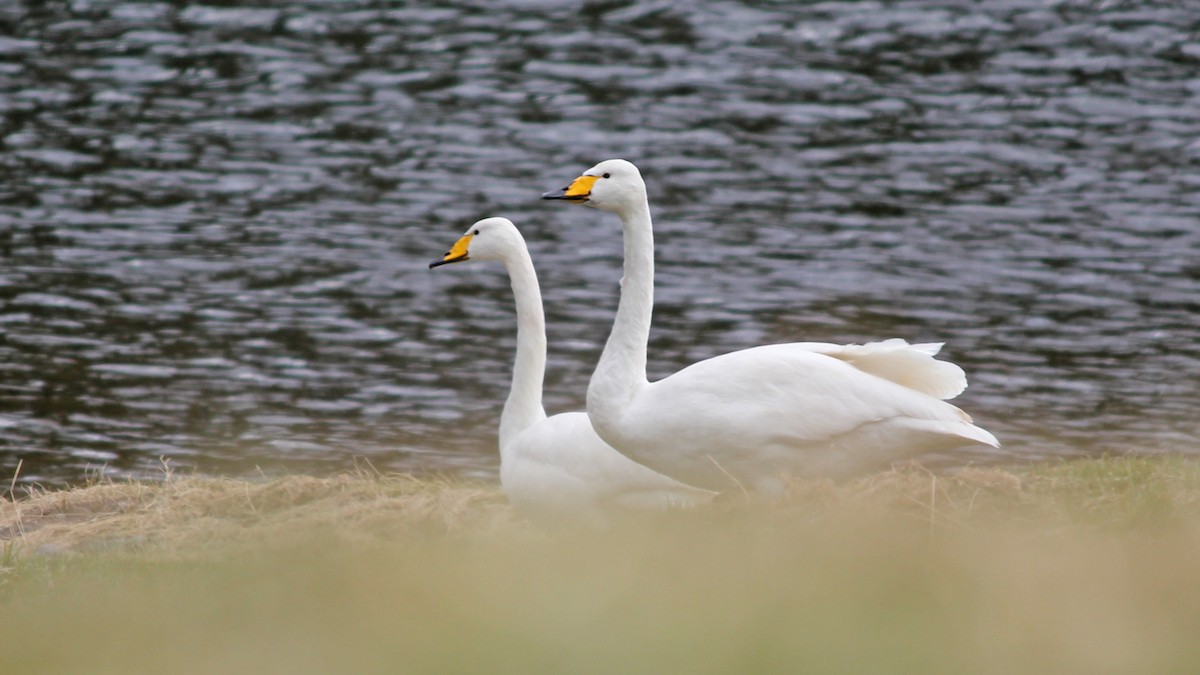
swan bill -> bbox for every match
[429,233,473,268]
[541,174,596,202]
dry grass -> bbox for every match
[2,467,515,560]
[2,456,1199,674]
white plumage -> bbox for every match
[543,160,999,493]
[430,217,714,523]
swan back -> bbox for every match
[501,411,715,524]
[812,339,969,400]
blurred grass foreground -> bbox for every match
[3,457,1200,674]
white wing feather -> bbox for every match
[609,340,997,491]
[502,412,715,525]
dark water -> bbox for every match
[1,0,1197,486]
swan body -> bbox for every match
[430,217,714,522]
[543,160,1000,493]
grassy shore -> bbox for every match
[3,457,1200,674]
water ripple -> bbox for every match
[1,0,1197,485]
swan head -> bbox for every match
[429,217,524,268]
[541,159,646,213]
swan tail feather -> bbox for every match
[826,338,969,400]
[910,417,1001,449]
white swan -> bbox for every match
[430,217,715,523]
[543,160,1000,493]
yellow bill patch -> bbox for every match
[563,174,598,198]
[442,233,473,261]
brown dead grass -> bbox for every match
[2,469,516,561]
[2,456,1200,674]
[5,457,1198,563]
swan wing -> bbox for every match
[610,346,996,489]
[758,339,968,400]
[502,412,716,516]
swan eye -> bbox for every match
[602,173,611,179]
[473,229,480,235]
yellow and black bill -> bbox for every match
[541,174,597,202]
[429,233,472,269]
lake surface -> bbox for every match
[1,0,1197,486]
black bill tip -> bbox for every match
[429,255,466,269]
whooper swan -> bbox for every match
[543,160,999,493]
[430,217,715,522]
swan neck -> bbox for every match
[588,200,653,428]
[498,249,548,453]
